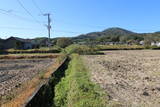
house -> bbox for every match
[139,41,144,45]
[3,37,34,49]
[151,42,160,47]
[31,38,51,47]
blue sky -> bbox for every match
[0,0,160,39]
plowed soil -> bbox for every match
[0,58,54,100]
[83,50,160,107]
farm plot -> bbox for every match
[0,58,54,100]
[83,50,160,106]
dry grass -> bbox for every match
[0,54,60,59]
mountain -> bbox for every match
[73,27,160,44]
[74,27,136,39]
[102,27,135,36]
[73,27,140,43]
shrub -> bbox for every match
[97,45,145,50]
[56,38,73,48]
[64,44,99,55]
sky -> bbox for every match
[0,0,160,39]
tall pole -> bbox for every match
[44,13,51,47]
[47,13,51,39]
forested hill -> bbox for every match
[73,27,160,43]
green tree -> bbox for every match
[56,38,73,48]
[15,41,23,49]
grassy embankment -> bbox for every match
[54,54,108,107]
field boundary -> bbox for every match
[0,48,61,55]
[0,54,60,59]
[24,57,69,107]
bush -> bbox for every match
[56,38,73,48]
[97,45,145,50]
[64,44,100,55]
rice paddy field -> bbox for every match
[83,50,160,106]
[0,54,58,106]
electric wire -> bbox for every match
[0,9,43,24]
[31,0,43,15]
[16,0,42,25]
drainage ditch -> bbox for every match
[25,57,70,107]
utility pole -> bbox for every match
[43,13,51,47]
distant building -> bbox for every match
[0,39,4,50]
[3,37,34,49]
[151,42,160,47]
[139,41,144,45]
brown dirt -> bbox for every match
[0,58,54,104]
[83,50,160,107]
[0,54,59,59]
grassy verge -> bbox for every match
[54,54,107,107]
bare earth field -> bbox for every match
[83,50,160,107]
[0,58,54,100]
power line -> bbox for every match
[31,0,43,14]
[0,25,81,34]
[0,26,44,31]
[0,9,43,24]
[16,0,42,25]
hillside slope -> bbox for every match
[73,27,160,44]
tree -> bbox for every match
[110,36,120,42]
[15,41,23,49]
[56,38,73,48]
[144,38,152,46]
[120,36,128,43]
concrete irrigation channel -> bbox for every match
[24,57,70,107]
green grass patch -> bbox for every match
[64,44,103,55]
[54,54,108,107]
